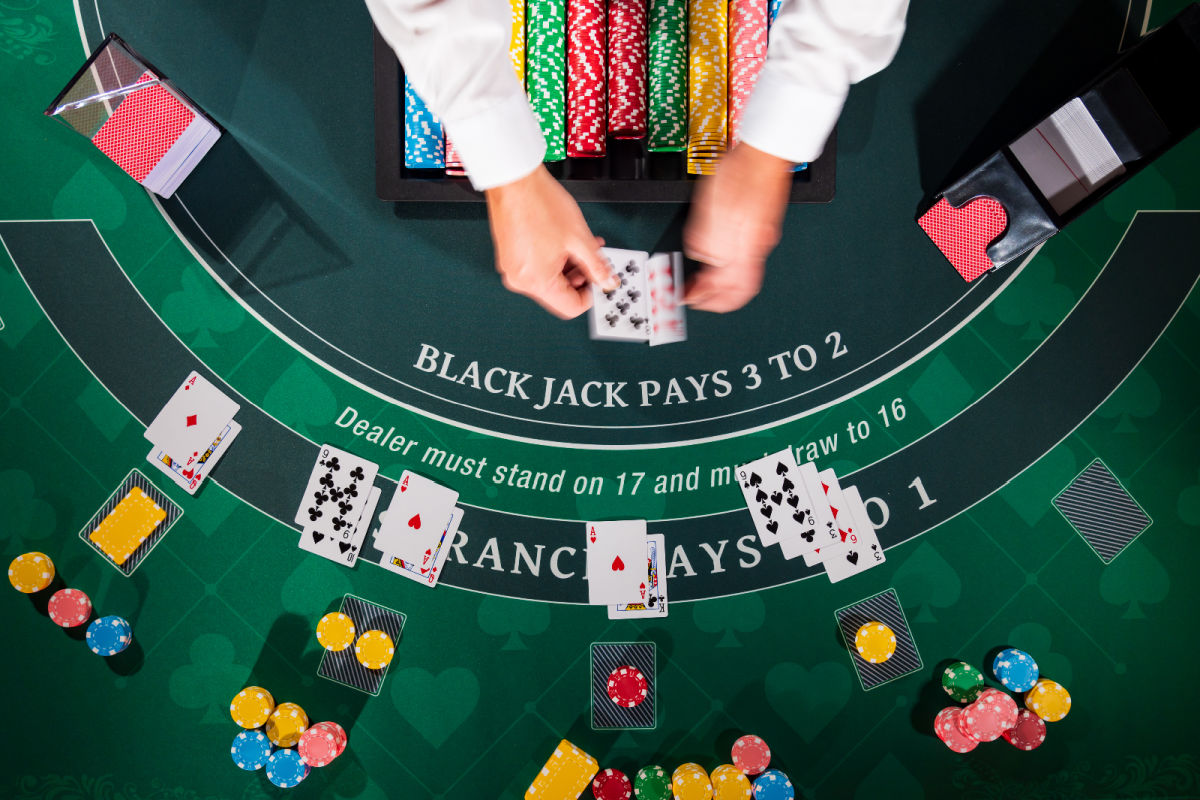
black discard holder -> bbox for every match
[372,26,836,204]
[920,3,1200,274]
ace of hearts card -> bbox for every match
[586,519,647,605]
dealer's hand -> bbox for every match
[683,142,794,313]
[486,165,619,319]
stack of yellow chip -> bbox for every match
[88,487,166,565]
[710,764,752,799]
[854,621,897,664]
[672,763,714,800]
[8,552,55,593]
[1025,679,1071,722]
[525,739,599,799]
[355,630,395,670]
[686,0,728,175]
[508,0,526,81]
[230,686,275,729]
[266,702,308,747]
[316,612,356,652]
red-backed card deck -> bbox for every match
[917,196,1009,282]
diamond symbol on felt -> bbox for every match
[186,415,197,427]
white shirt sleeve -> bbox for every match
[740,0,909,164]
[365,0,546,190]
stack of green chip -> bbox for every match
[648,0,688,152]
[526,0,567,162]
[942,661,985,703]
[634,764,671,799]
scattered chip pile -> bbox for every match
[933,648,1070,754]
[526,733,791,800]
[228,685,349,789]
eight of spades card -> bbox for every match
[585,519,648,605]
[294,444,380,538]
[298,486,381,567]
[609,533,668,619]
[736,448,823,557]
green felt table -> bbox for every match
[2,0,1199,798]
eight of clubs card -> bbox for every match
[609,533,668,619]
[144,371,239,463]
[375,471,458,566]
[294,444,380,538]
[585,520,647,605]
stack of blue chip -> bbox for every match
[753,769,795,800]
[404,76,445,169]
[993,647,1040,692]
[265,749,310,789]
[86,615,132,656]
[231,730,274,771]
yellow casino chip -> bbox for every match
[8,552,55,593]
[1025,679,1071,722]
[355,630,395,670]
[525,739,598,800]
[316,612,356,652]
[854,622,897,663]
[88,487,166,565]
[266,702,308,747]
[230,686,275,729]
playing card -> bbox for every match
[590,248,651,342]
[736,448,822,554]
[822,484,885,582]
[378,506,464,587]
[91,72,195,182]
[299,486,381,567]
[585,519,647,605]
[609,533,668,619]
[293,444,380,538]
[797,461,840,562]
[373,470,458,566]
[647,252,686,347]
[146,419,240,495]
[144,371,240,466]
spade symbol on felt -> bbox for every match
[781,477,795,493]
[748,472,763,488]
[776,462,790,476]
[611,556,625,572]
[408,514,421,530]
[846,550,859,565]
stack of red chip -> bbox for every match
[731,733,771,774]
[958,688,1019,743]
[47,588,93,628]
[568,0,607,157]
[444,137,466,177]
[592,767,632,799]
[727,0,769,146]
[933,707,978,753]
[1002,709,1047,751]
[606,665,648,707]
[606,0,647,138]
[297,721,348,768]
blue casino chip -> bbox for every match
[266,749,310,788]
[753,769,795,800]
[86,615,132,656]
[993,647,1040,692]
[231,730,273,771]
[404,76,445,169]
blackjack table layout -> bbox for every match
[3,0,1200,798]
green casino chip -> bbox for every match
[942,660,985,703]
[634,764,672,799]
[526,0,567,161]
[648,0,687,151]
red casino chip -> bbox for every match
[47,588,93,628]
[1002,709,1047,751]
[934,707,979,754]
[606,0,647,138]
[592,767,632,799]
[728,0,769,146]
[961,688,1019,742]
[606,665,648,707]
[568,0,607,157]
[731,733,771,774]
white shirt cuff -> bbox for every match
[738,68,847,164]
[442,92,547,191]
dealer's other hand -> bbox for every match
[683,142,794,313]
[486,165,619,319]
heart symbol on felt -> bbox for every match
[390,668,480,748]
[917,195,1009,282]
[611,556,625,572]
[766,661,852,743]
[408,514,421,529]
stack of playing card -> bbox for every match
[144,371,241,496]
[373,471,464,588]
[293,445,382,569]
[735,449,886,583]
[585,521,669,619]
[44,34,220,198]
[589,248,687,346]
